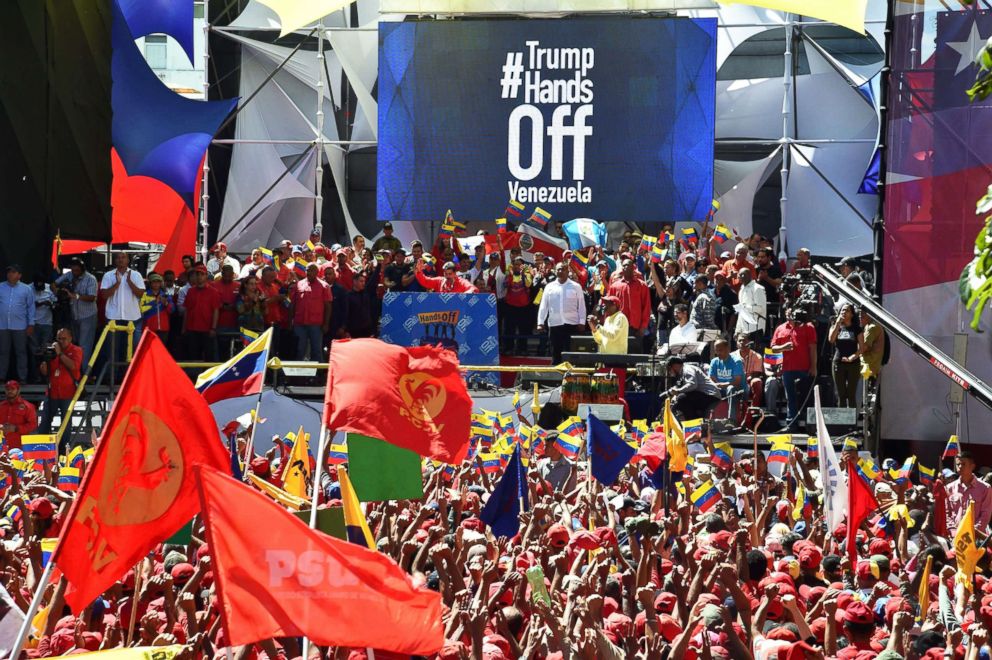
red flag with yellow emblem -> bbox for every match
[53,331,230,611]
[323,339,471,463]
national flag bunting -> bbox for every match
[943,435,960,460]
[339,466,375,549]
[639,234,657,251]
[196,328,272,404]
[690,481,720,513]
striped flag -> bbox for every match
[806,435,818,460]
[763,349,783,367]
[856,457,882,482]
[894,456,916,485]
[571,249,590,271]
[58,465,81,492]
[495,217,507,234]
[843,437,858,453]
[681,227,699,244]
[767,435,792,464]
[327,443,349,465]
[41,538,58,567]
[713,224,732,244]
[478,452,502,474]
[22,435,56,464]
[557,417,584,437]
[683,419,703,442]
[919,463,935,486]
[943,435,960,460]
[240,327,260,347]
[293,260,308,278]
[690,481,720,513]
[527,207,551,229]
[639,235,657,252]
[338,467,375,548]
[663,231,675,245]
[504,200,525,218]
[512,391,523,418]
[651,243,665,264]
[712,441,733,470]
[555,434,582,460]
[259,247,275,266]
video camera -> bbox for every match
[780,268,824,323]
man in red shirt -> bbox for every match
[721,243,757,292]
[607,259,652,352]
[290,264,332,360]
[212,265,241,357]
[258,266,293,358]
[38,328,83,446]
[502,257,533,353]
[414,261,479,293]
[770,306,818,431]
[182,264,221,361]
[0,380,37,449]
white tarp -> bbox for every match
[712,148,782,240]
[380,0,717,11]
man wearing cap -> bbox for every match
[206,242,240,278]
[607,259,652,352]
[537,262,585,363]
[665,356,722,420]
[0,265,35,382]
[290,263,331,360]
[372,222,402,253]
[182,264,220,361]
[589,295,629,355]
[414,260,478,294]
[502,257,533,353]
[0,380,37,449]
[38,328,82,443]
[54,259,98,366]
[99,252,145,324]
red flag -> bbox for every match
[196,465,443,654]
[53,331,230,611]
[846,457,879,568]
[632,433,667,472]
[933,479,949,537]
[323,339,471,463]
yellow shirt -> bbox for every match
[593,311,629,354]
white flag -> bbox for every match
[815,386,848,535]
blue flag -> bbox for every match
[587,414,636,487]
[562,218,608,250]
[228,433,243,480]
[480,445,529,538]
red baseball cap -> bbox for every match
[843,601,875,626]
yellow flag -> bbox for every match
[247,473,309,510]
[721,0,868,34]
[69,647,183,660]
[664,398,688,472]
[918,555,933,623]
[281,425,311,498]
[954,501,985,590]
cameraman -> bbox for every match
[38,328,82,446]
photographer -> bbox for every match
[38,328,82,445]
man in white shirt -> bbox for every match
[99,252,145,323]
[537,262,586,363]
[206,242,240,277]
[668,303,698,346]
[735,268,767,344]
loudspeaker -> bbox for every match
[515,370,563,388]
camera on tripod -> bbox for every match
[780,269,822,322]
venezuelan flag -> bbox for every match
[571,249,590,271]
[22,435,56,464]
[682,227,699,244]
[639,234,657,251]
[528,207,551,229]
[919,463,935,486]
[196,327,272,404]
[767,435,792,464]
[293,260,308,277]
[683,419,703,442]
[557,417,584,437]
[4,504,21,528]
[943,435,960,460]
[58,466,80,492]
[471,413,494,438]
[856,457,881,482]
[763,349,783,367]
[684,453,695,477]
[663,231,675,244]
[894,456,916,484]
[555,434,582,459]
[651,243,665,264]
[338,467,375,549]
[504,199,525,218]
[806,435,818,459]
[843,437,858,452]
[713,224,732,244]
[67,445,87,470]
[478,452,502,474]
[690,481,720,513]
[40,538,57,567]
[240,327,260,347]
[495,217,507,234]
[630,420,648,445]
[712,442,733,470]
[327,443,348,465]
[438,224,455,238]
[305,240,316,252]
[259,247,275,266]
[512,391,523,418]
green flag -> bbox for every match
[165,520,193,545]
[292,507,347,540]
[347,433,425,502]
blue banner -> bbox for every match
[379,292,500,385]
[378,17,716,224]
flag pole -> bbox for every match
[242,333,273,475]
[301,423,330,660]
[126,559,145,645]
[8,558,57,660]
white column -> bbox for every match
[314,21,326,238]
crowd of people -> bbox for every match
[0,385,985,660]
